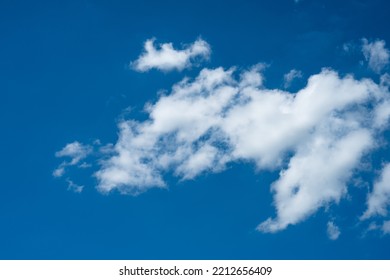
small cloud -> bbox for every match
[361,163,390,220]
[361,221,390,237]
[55,141,92,165]
[283,69,302,88]
[66,179,84,193]
[342,43,352,53]
[53,141,92,177]
[327,221,341,240]
[52,166,65,178]
[362,38,390,73]
[131,38,211,72]
[78,162,92,169]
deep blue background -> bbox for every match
[1,0,390,259]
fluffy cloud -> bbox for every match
[327,221,341,240]
[55,38,390,233]
[362,38,390,73]
[361,163,390,219]
[88,65,390,231]
[53,141,92,178]
[131,38,210,72]
[283,69,302,88]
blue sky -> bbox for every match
[1,0,390,259]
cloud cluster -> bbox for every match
[55,37,390,235]
[131,38,210,72]
[94,66,390,232]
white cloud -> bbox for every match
[56,38,390,233]
[55,141,92,164]
[327,221,341,240]
[362,163,390,219]
[283,69,302,88]
[131,38,210,72]
[91,65,390,231]
[362,38,390,73]
[259,129,373,232]
[53,141,92,178]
